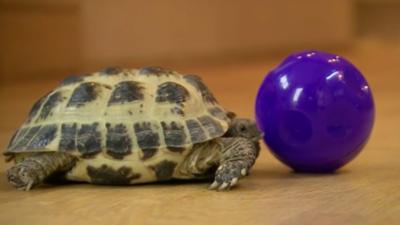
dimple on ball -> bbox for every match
[255,50,375,173]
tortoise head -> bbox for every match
[225,118,263,143]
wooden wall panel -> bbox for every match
[0,0,353,84]
[0,1,81,84]
[80,0,353,70]
[356,0,400,39]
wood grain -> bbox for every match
[0,41,399,225]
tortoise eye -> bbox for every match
[239,124,247,132]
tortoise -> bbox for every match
[4,67,261,191]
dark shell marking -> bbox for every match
[59,123,77,151]
[37,92,63,121]
[134,122,160,150]
[170,106,185,116]
[27,125,57,149]
[167,147,185,153]
[9,126,41,151]
[161,121,187,147]
[184,75,217,104]
[60,75,84,86]
[26,94,47,123]
[7,129,20,150]
[134,123,160,160]
[186,119,208,143]
[108,81,144,105]
[77,123,102,157]
[150,160,177,181]
[139,66,173,76]
[100,67,122,76]
[106,123,132,159]
[67,82,101,107]
[87,165,141,185]
[198,116,224,137]
[208,107,227,120]
[141,148,158,160]
[7,128,28,150]
[156,82,190,104]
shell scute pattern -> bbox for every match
[67,82,102,108]
[8,126,40,151]
[134,121,161,150]
[26,94,48,123]
[26,125,58,150]
[59,123,77,151]
[108,81,144,106]
[156,82,190,104]
[105,123,132,159]
[87,164,141,185]
[161,121,188,147]
[77,122,102,158]
[36,91,65,122]
[5,68,230,160]
[184,74,218,104]
[185,119,207,143]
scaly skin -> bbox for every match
[209,137,260,190]
[7,153,76,190]
[176,136,260,191]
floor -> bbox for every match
[0,40,399,225]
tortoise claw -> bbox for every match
[209,181,219,190]
[209,163,247,191]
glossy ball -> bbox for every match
[255,50,375,173]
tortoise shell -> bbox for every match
[5,67,230,160]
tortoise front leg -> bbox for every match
[7,152,77,191]
[210,137,259,191]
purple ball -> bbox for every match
[255,50,375,173]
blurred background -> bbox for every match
[0,0,400,84]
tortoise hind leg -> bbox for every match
[7,152,77,191]
[210,137,258,191]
